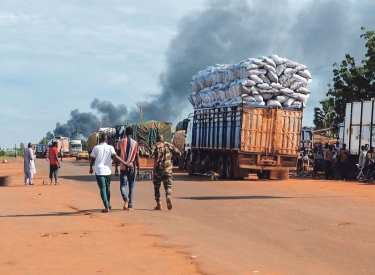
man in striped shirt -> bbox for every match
[115,127,140,210]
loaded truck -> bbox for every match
[185,104,303,180]
[87,121,172,167]
[49,136,70,157]
[36,144,47,158]
[70,139,82,157]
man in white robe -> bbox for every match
[24,142,36,185]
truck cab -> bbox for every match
[70,140,82,157]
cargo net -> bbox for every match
[189,55,312,109]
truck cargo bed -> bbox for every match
[192,105,302,156]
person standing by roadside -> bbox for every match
[365,146,374,179]
[24,142,36,185]
[324,144,334,180]
[49,142,60,185]
[90,134,128,213]
[357,145,367,181]
[338,144,349,181]
[151,134,181,210]
[115,127,140,211]
[60,146,64,161]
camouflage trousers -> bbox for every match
[153,169,173,202]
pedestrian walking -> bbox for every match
[357,145,367,181]
[90,134,128,213]
[151,134,181,210]
[49,142,60,185]
[115,127,140,211]
[60,146,64,161]
[24,142,36,185]
[338,144,349,180]
[324,144,334,180]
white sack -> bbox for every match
[283,97,295,107]
[246,63,259,70]
[271,55,287,65]
[264,64,276,73]
[290,81,304,90]
[285,61,299,68]
[267,99,282,108]
[292,74,308,85]
[299,70,312,79]
[249,87,260,95]
[276,64,287,76]
[263,57,277,68]
[267,71,278,83]
[296,87,310,94]
[271,83,283,89]
[243,95,256,102]
[261,93,273,100]
[257,83,272,90]
[281,88,294,95]
[241,79,256,87]
[250,75,263,84]
[254,94,264,102]
[274,95,289,103]
[259,74,271,84]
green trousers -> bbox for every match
[96,175,111,209]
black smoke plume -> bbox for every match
[53,98,128,138]
[127,0,375,124]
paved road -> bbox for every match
[57,159,375,275]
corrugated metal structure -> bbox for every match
[343,100,375,155]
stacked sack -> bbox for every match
[188,55,312,109]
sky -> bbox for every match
[1,0,375,149]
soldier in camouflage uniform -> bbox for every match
[151,134,181,210]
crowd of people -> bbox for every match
[299,140,375,183]
[23,128,182,212]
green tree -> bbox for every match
[19,143,25,156]
[40,137,48,145]
[81,140,88,151]
[313,98,336,129]
[326,27,375,124]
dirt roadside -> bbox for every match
[0,158,201,275]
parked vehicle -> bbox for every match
[88,132,99,155]
[76,150,89,160]
[88,121,172,167]
[49,136,70,157]
[343,100,375,157]
[185,104,303,180]
[300,130,313,150]
[70,139,82,157]
[36,144,47,158]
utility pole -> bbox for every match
[136,102,148,122]
[14,143,17,158]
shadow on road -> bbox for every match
[60,175,119,182]
[177,195,292,200]
[1,208,157,218]
[0,209,106,218]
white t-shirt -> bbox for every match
[90,143,116,176]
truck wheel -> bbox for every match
[217,155,227,179]
[257,171,270,180]
[225,155,234,179]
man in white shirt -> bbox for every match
[357,145,367,181]
[89,134,127,213]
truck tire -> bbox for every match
[257,171,270,180]
[217,155,226,179]
[225,155,234,179]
